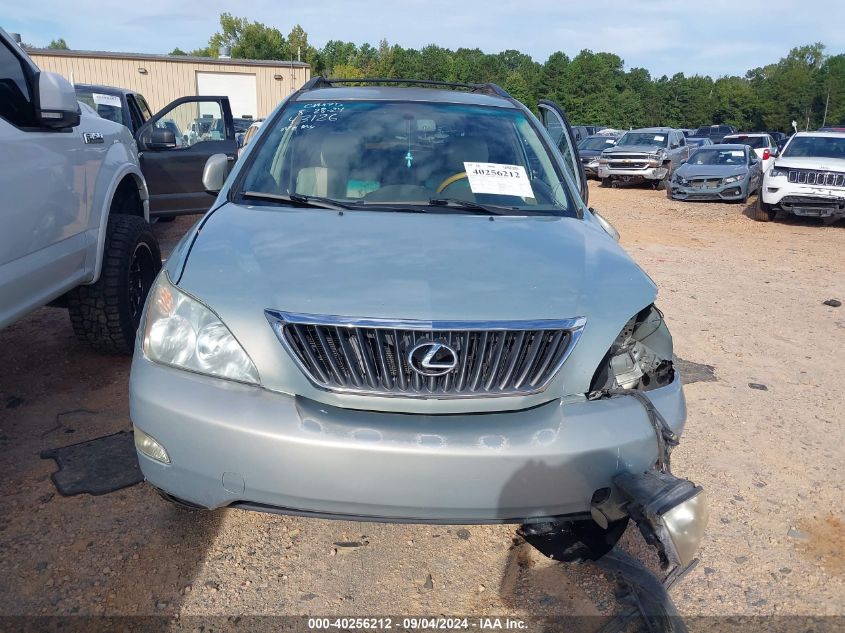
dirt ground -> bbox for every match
[0,182,843,625]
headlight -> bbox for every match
[590,305,674,393]
[142,274,260,384]
[722,174,746,184]
[769,166,787,178]
[673,174,688,185]
[588,160,600,167]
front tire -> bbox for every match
[67,215,162,353]
[754,195,776,222]
[601,177,613,188]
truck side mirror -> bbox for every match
[147,127,177,150]
[36,71,80,129]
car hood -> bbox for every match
[603,144,664,155]
[170,203,657,412]
[676,163,747,178]
[773,156,845,171]
[579,148,604,159]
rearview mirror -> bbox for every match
[36,72,80,129]
[202,153,230,194]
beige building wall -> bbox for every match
[28,50,310,117]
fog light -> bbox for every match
[614,470,709,568]
[134,427,170,464]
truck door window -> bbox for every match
[0,40,36,127]
[151,101,224,149]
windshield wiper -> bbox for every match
[241,191,350,210]
[428,198,522,215]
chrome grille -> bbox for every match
[608,154,650,170]
[788,169,845,187]
[266,311,586,398]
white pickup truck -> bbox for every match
[0,27,161,352]
[756,131,845,222]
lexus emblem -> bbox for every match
[408,342,459,377]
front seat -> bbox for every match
[296,134,360,198]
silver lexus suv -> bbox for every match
[130,78,706,567]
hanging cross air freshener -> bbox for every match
[405,118,414,168]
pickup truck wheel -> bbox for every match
[601,177,613,188]
[754,196,776,222]
[67,215,162,353]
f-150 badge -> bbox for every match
[82,132,104,144]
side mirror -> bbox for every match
[147,127,177,150]
[36,72,80,129]
[202,153,229,194]
[670,143,679,149]
[589,207,620,241]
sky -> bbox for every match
[2,0,844,78]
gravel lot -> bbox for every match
[0,182,843,625]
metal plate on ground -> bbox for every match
[40,431,142,496]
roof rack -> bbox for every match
[299,76,511,98]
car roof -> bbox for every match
[724,132,768,137]
[74,83,135,96]
[794,130,845,138]
[292,86,517,108]
[629,127,675,133]
[700,143,749,151]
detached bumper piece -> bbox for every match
[614,469,709,569]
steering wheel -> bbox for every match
[436,172,468,193]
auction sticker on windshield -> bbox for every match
[92,93,122,108]
[464,162,534,198]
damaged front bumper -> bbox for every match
[130,353,689,524]
[598,166,669,182]
[669,181,748,201]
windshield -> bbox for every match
[782,136,845,159]
[688,148,747,166]
[616,132,668,147]
[238,100,575,215]
[75,89,124,125]
[724,136,767,149]
[579,136,617,151]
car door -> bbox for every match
[669,131,688,166]
[537,100,588,205]
[0,34,95,327]
[136,96,235,217]
[748,150,762,191]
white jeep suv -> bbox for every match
[0,28,161,352]
[756,131,845,222]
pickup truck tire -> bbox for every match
[754,196,776,222]
[601,177,613,188]
[67,215,162,354]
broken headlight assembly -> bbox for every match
[590,304,675,393]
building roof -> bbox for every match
[25,47,309,69]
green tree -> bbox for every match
[47,38,68,50]
[288,24,318,64]
[197,13,290,60]
[169,47,187,56]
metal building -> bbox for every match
[27,48,310,118]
